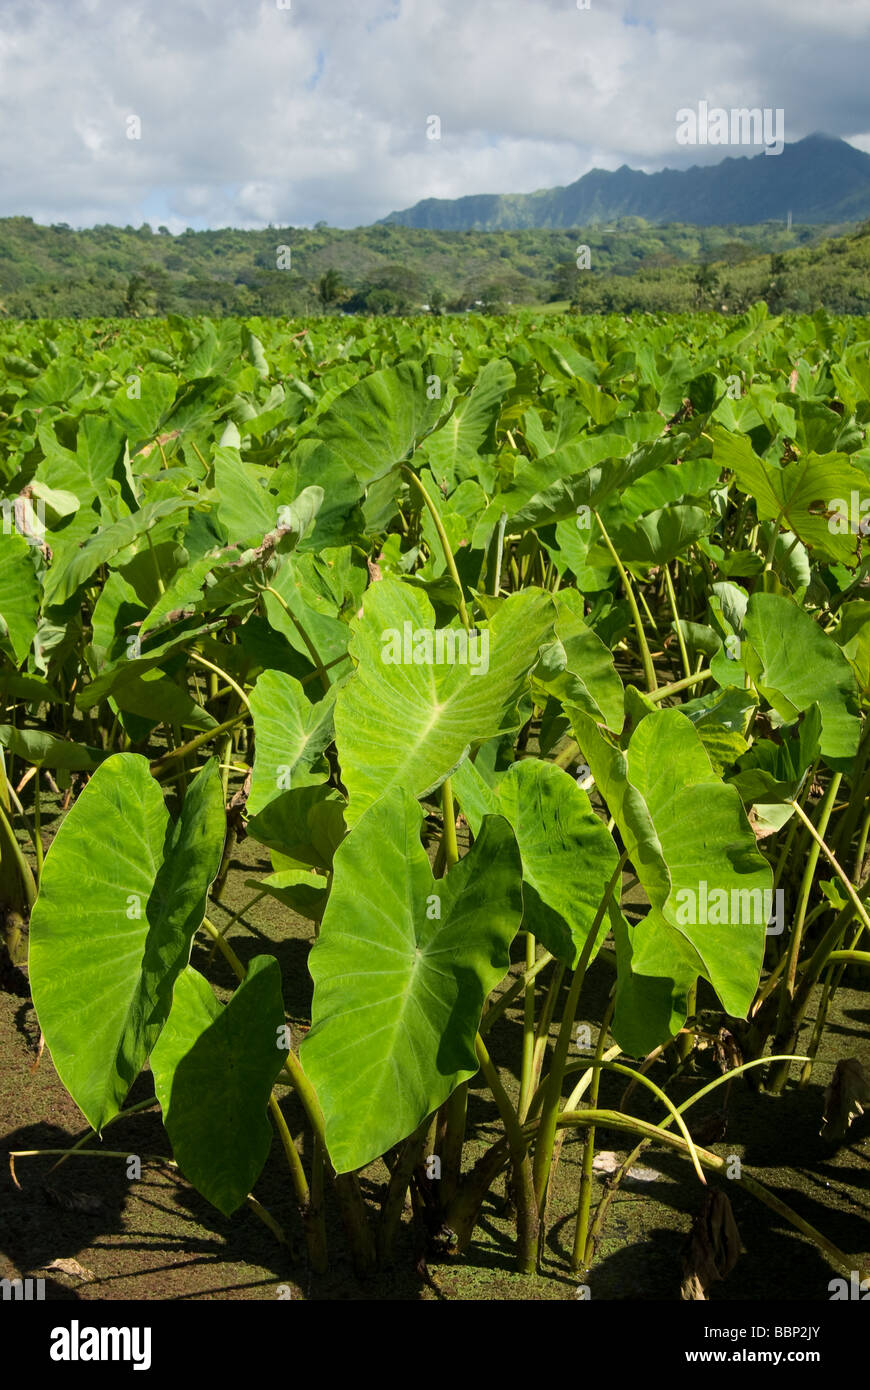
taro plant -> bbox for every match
[1,307,868,1290]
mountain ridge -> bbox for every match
[380,134,870,230]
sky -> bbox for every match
[1,0,869,231]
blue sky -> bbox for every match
[0,0,868,231]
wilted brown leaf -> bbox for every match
[38,1257,97,1284]
[821,1058,870,1143]
[680,1189,741,1300]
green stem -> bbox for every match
[532,854,625,1219]
[480,948,555,1035]
[677,981,697,1063]
[188,652,250,711]
[403,467,471,632]
[518,932,537,1120]
[647,668,711,701]
[475,1034,538,1273]
[594,512,656,692]
[0,799,37,910]
[440,778,459,869]
[789,790,870,936]
[572,1006,610,1271]
[551,1110,857,1278]
[769,773,841,1091]
[32,768,43,883]
[379,1115,434,1262]
[262,586,331,694]
[664,562,692,682]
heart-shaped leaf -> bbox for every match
[335,580,555,826]
[29,756,225,1129]
[300,789,523,1173]
[151,958,285,1215]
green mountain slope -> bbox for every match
[381,135,870,230]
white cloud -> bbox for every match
[0,0,866,228]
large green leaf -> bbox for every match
[611,903,702,1056]
[29,756,225,1129]
[712,428,866,565]
[569,707,771,1020]
[532,589,624,731]
[0,726,106,770]
[0,531,41,666]
[472,433,687,544]
[300,790,523,1173]
[109,371,179,444]
[246,783,347,871]
[422,359,514,490]
[44,496,192,606]
[452,757,618,966]
[306,363,444,485]
[248,670,335,815]
[334,580,555,826]
[609,504,711,567]
[741,593,861,770]
[151,958,285,1216]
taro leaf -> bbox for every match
[109,372,179,445]
[0,726,107,770]
[836,600,870,692]
[472,433,687,544]
[532,588,624,731]
[16,360,84,411]
[0,674,60,703]
[608,504,711,568]
[452,757,618,967]
[741,593,861,770]
[334,580,555,827]
[300,790,523,1173]
[247,332,270,380]
[106,669,218,734]
[672,621,722,664]
[305,363,445,486]
[694,724,749,778]
[29,756,225,1130]
[712,428,866,565]
[422,359,515,491]
[246,783,347,871]
[150,958,285,1216]
[569,706,771,1023]
[610,902,701,1057]
[245,869,328,924]
[0,531,41,666]
[728,704,822,805]
[821,1058,870,1143]
[680,1190,741,1301]
[212,448,279,544]
[73,619,224,710]
[261,551,352,671]
[36,416,127,511]
[248,671,335,816]
[138,554,218,638]
[271,442,364,551]
[44,496,193,606]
